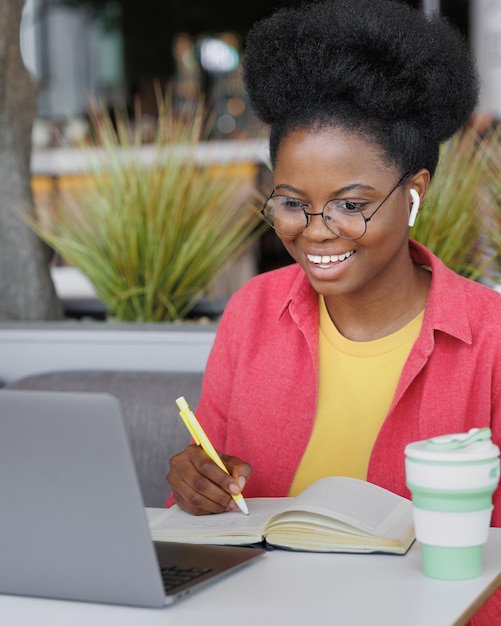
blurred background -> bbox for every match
[21,0,490,147]
[7,0,501,321]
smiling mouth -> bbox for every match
[307,250,355,264]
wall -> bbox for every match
[0,323,217,385]
[472,0,501,119]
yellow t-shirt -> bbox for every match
[288,296,423,497]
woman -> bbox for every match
[167,2,500,621]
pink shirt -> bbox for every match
[171,240,501,625]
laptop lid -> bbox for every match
[0,389,263,608]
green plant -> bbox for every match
[29,97,266,322]
[481,126,501,281]
[411,126,501,281]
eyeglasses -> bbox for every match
[261,171,411,240]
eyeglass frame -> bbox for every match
[261,170,412,240]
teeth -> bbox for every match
[307,251,354,264]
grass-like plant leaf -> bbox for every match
[30,96,266,322]
[412,126,501,281]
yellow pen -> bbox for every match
[175,396,249,515]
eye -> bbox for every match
[277,196,308,213]
[332,200,364,214]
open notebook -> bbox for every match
[0,389,264,608]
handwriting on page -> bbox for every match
[149,499,284,534]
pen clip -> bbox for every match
[176,396,201,445]
[175,396,226,473]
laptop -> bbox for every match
[0,389,264,608]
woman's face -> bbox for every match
[272,126,420,300]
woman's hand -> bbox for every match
[166,444,252,515]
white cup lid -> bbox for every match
[405,428,500,462]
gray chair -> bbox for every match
[4,370,203,507]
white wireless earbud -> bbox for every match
[408,189,420,227]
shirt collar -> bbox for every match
[409,239,472,345]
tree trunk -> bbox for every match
[0,0,62,320]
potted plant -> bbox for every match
[26,94,265,322]
[411,125,501,283]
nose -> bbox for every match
[303,210,338,239]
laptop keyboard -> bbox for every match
[160,565,214,592]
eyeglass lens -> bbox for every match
[262,196,369,240]
[261,173,409,240]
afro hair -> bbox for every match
[242,0,479,175]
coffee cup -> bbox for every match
[404,427,500,580]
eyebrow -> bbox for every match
[275,182,377,196]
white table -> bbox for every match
[1,527,500,626]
